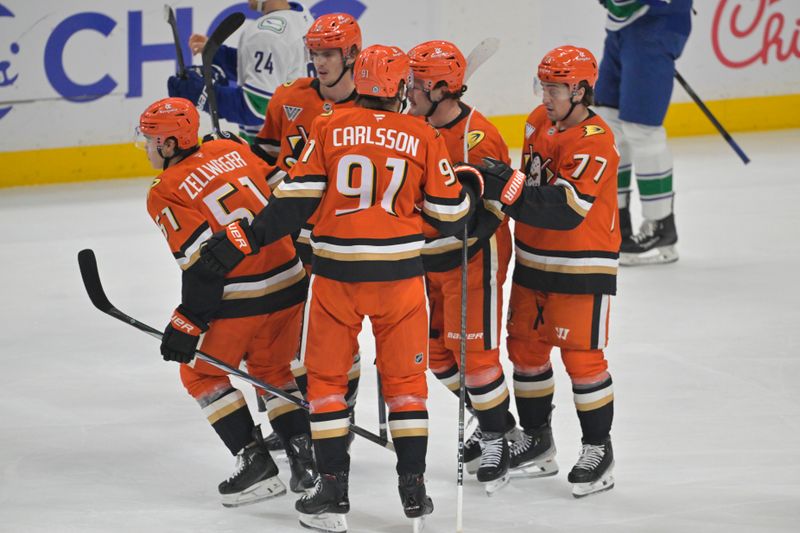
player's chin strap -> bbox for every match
[423,84,466,118]
[558,87,583,123]
[323,53,355,88]
[158,143,199,170]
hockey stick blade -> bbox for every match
[164,4,186,78]
[77,248,394,451]
[464,37,500,82]
[202,12,245,136]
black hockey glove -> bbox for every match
[161,305,208,364]
[198,219,260,276]
[454,163,485,200]
[477,157,526,207]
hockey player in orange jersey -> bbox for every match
[407,40,517,494]
[197,45,482,532]
[139,97,315,508]
[478,46,620,498]
[250,12,363,454]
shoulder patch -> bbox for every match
[466,130,485,150]
[426,123,441,137]
[259,16,287,33]
[583,125,605,137]
[320,108,334,117]
[150,177,161,189]
[283,79,297,87]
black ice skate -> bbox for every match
[620,214,679,266]
[619,206,633,241]
[263,429,285,452]
[476,432,510,495]
[398,473,433,533]
[464,413,519,475]
[296,471,349,533]
[568,437,615,498]
[218,427,286,508]
[286,433,318,493]
[509,424,558,479]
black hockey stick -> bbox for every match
[77,249,394,452]
[674,70,750,165]
[164,5,186,78]
[202,12,245,137]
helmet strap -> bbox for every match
[323,51,354,88]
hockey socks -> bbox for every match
[573,374,613,445]
[199,387,256,455]
[513,367,555,431]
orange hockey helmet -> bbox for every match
[354,45,412,98]
[537,45,598,90]
[305,13,362,57]
[408,40,466,93]
[138,97,199,150]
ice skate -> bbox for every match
[398,473,433,533]
[286,433,318,493]
[509,424,558,479]
[568,437,615,498]
[620,214,679,266]
[296,471,349,532]
[262,428,287,460]
[218,427,286,507]
[476,431,510,495]
[462,424,484,475]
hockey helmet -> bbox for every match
[537,45,598,90]
[408,40,466,93]
[305,13,362,57]
[138,97,199,150]
[354,45,412,98]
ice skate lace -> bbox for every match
[574,444,604,471]
[509,431,532,457]
[226,453,247,482]
[464,425,483,449]
[630,220,657,244]
[479,437,504,468]
[301,475,323,501]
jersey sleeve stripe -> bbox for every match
[175,225,213,270]
[553,177,595,217]
[223,259,305,300]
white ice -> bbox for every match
[1,130,799,532]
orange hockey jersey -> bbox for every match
[422,102,511,272]
[249,106,473,282]
[255,77,358,265]
[146,138,307,319]
[509,106,621,295]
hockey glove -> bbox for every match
[478,157,526,207]
[161,305,208,364]
[198,219,260,276]
[167,68,205,105]
[454,164,485,199]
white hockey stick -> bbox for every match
[456,36,499,533]
[464,37,500,83]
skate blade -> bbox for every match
[482,472,510,496]
[572,473,615,498]
[411,516,426,533]
[298,512,348,532]
[220,476,287,508]
[465,456,481,475]
[620,245,678,266]
[509,458,559,479]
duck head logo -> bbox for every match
[0,3,18,120]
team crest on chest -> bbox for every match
[523,145,554,186]
[283,105,303,122]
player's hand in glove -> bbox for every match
[478,157,526,207]
[454,164,485,200]
[161,306,208,364]
[167,68,205,104]
[198,219,260,276]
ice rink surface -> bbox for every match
[1,129,799,532]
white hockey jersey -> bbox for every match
[236,2,313,137]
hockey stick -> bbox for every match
[464,38,500,83]
[201,12,245,138]
[674,70,750,165]
[164,5,186,78]
[376,370,388,441]
[77,249,394,452]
